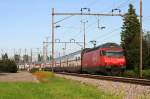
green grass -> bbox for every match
[0,72,121,99]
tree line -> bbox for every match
[1,53,52,63]
[0,54,18,73]
[121,4,150,72]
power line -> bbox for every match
[94,13,141,45]
[71,30,82,40]
[95,28,121,43]
[84,0,98,7]
[82,1,130,46]
[55,15,74,24]
[51,8,124,66]
[114,0,130,9]
[96,29,121,44]
[53,1,130,50]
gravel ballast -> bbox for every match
[56,74,150,99]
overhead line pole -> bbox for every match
[81,21,88,49]
[84,22,86,49]
[29,49,32,71]
[30,49,32,63]
[43,41,45,62]
[46,37,49,62]
[52,8,54,71]
[140,0,143,78]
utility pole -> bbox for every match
[43,41,45,62]
[80,8,90,49]
[29,49,32,70]
[140,0,143,78]
[19,49,21,64]
[81,21,88,49]
[24,48,27,69]
[37,48,39,62]
[24,48,27,63]
[46,37,49,62]
[52,8,54,71]
[30,49,32,63]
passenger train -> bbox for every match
[48,43,126,75]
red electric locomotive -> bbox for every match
[81,43,126,74]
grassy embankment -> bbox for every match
[0,71,122,99]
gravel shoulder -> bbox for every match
[56,74,150,99]
[0,71,39,83]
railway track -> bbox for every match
[56,72,150,86]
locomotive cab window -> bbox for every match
[101,50,123,57]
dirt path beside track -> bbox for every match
[0,71,39,83]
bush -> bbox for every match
[30,68,39,73]
[123,70,138,78]
[42,67,52,71]
[0,60,18,73]
[123,69,150,79]
[142,69,150,79]
[33,71,55,83]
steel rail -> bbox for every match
[56,72,150,86]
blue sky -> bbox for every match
[0,0,150,57]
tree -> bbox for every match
[144,32,150,68]
[0,59,18,73]
[2,53,8,60]
[23,55,29,63]
[49,55,52,61]
[14,54,20,63]
[38,54,42,62]
[121,4,140,69]
[46,55,53,61]
[144,32,150,53]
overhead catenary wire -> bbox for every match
[93,28,121,43]
[55,0,129,37]
[55,15,74,24]
[113,0,130,9]
[84,0,98,8]
[93,0,139,46]
[52,0,137,55]
[94,15,141,45]
[97,29,121,44]
[82,0,130,46]
[80,0,131,34]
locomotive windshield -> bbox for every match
[101,50,123,57]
